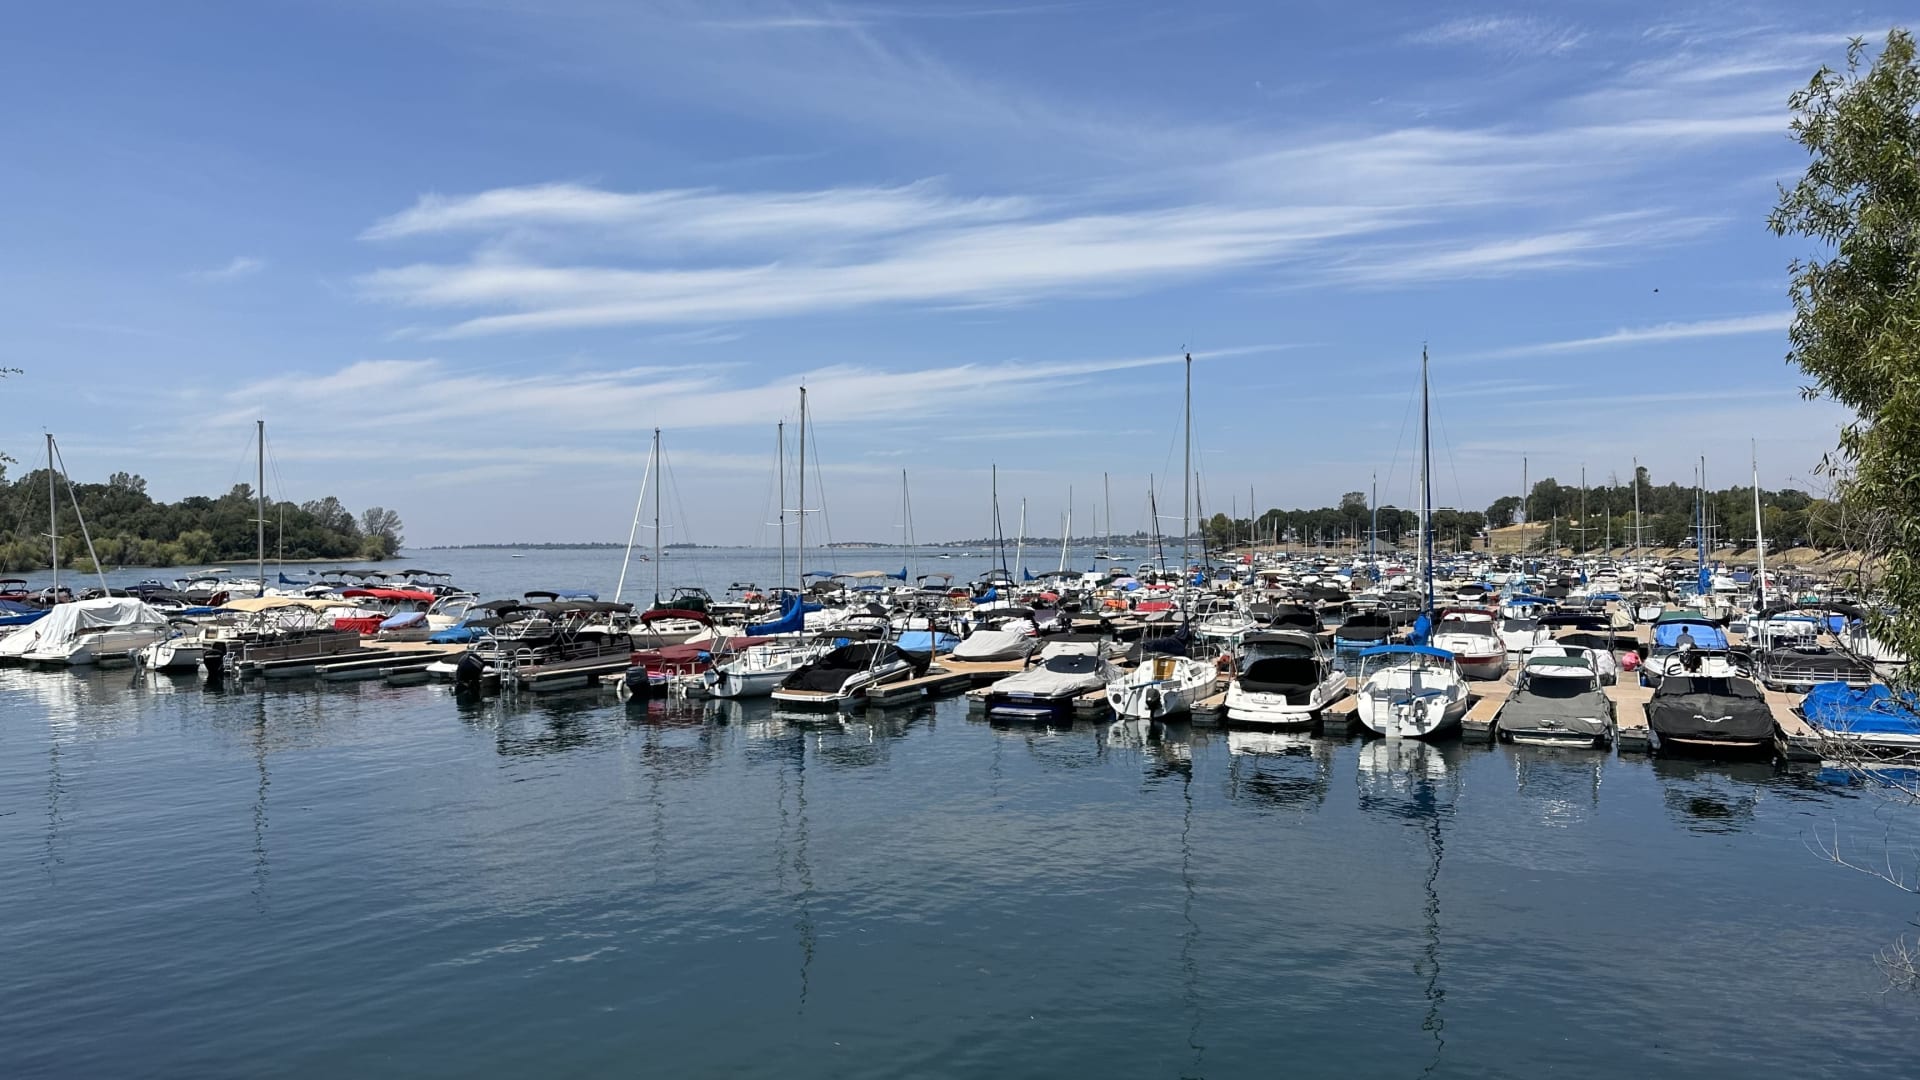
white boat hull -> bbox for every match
[1223,671,1348,727]
[28,628,172,666]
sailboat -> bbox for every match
[707,402,825,699]
[1105,354,1218,720]
[1355,348,1470,739]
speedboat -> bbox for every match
[1224,630,1347,727]
[1428,608,1507,680]
[1353,644,1469,739]
[1106,653,1217,720]
[135,629,207,674]
[1642,612,1739,681]
[1495,651,1614,747]
[704,640,823,699]
[1647,674,1774,756]
[982,644,1121,721]
[771,641,929,707]
[1495,597,1553,658]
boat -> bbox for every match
[1428,607,1507,679]
[454,600,635,692]
[1641,611,1740,680]
[1353,348,1469,740]
[1800,682,1920,756]
[1223,630,1348,727]
[7,596,173,666]
[1646,674,1774,755]
[1495,652,1615,747]
[771,640,931,707]
[703,639,821,699]
[982,644,1121,721]
[1353,644,1470,739]
[134,629,206,673]
[1105,653,1217,720]
[1495,596,1554,657]
[949,627,1037,663]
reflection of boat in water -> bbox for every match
[1651,757,1773,833]
[1354,735,1454,1076]
[1224,728,1330,810]
[1502,743,1605,829]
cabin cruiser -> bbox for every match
[1332,606,1397,664]
[134,628,207,674]
[949,627,1038,663]
[1353,644,1469,739]
[1223,630,1348,727]
[1496,597,1554,658]
[1642,613,1740,681]
[1,597,172,666]
[1428,608,1507,680]
[1495,651,1614,747]
[771,640,930,707]
[1106,653,1217,720]
[982,641,1122,721]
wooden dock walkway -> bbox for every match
[1463,677,1514,738]
[1766,688,1821,761]
[1607,681,1654,750]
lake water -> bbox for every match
[3,548,1918,1077]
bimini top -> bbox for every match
[1652,620,1729,650]
[1653,609,1712,624]
[1358,643,1455,661]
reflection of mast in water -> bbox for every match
[44,729,65,881]
[791,730,816,1014]
[1177,756,1205,1076]
[1416,813,1445,1078]
[251,693,272,911]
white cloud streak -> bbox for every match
[1477,312,1792,358]
[192,255,265,281]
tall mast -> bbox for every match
[1632,456,1642,563]
[1058,485,1072,573]
[1014,498,1026,581]
[1752,440,1768,609]
[1181,352,1192,572]
[1105,471,1113,554]
[46,433,57,594]
[797,387,808,595]
[901,469,911,583]
[653,427,663,604]
[1579,463,1587,560]
[1149,476,1165,575]
[777,421,787,597]
[990,463,1003,577]
[1370,471,1378,572]
[256,419,266,594]
[1420,345,1434,617]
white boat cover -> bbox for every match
[951,629,1036,662]
[989,654,1120,697]
[0,597,170,657]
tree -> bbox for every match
[1770,29,1920,682]
[360,506,404,557]
[1485,495,1522,527]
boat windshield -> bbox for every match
[1500,617,1537,633]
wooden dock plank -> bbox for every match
[1606,681,1654,750]
[1463,677,1513,737]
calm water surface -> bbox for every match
[3,548,1917,1077]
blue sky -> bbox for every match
[0,1,1878,545]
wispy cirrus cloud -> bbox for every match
[1404,15,1586,56]
[1476,312,1792,358]
[191,255,265,281]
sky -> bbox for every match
[0,1,1886,545]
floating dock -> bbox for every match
[1606,681,1654,750]
[1463,678,1514,738]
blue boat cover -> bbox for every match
[746,595,820,636]
[1652,620,1729,649]
[1802,683,1920,737]
[429,624,482,644]
[380,611,428,630]
[894,630,958,654]
[1359,643,1454,660]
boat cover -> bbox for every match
[1499,674,1612,740]
[893,630,959,655]
[1651,621,1730,650]
[1801,683,1920,738]
[0,596,169,657]
[1646,677,1773,744]
[1237,656,1324,703]
[988,653,1118,698]
[951,629,1036,662]
[746,595,821,636]
[781,643,916,692]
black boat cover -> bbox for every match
[781,642,907,692]
[1647,677,1774,744]
[1237,656,1322,703]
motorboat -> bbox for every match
[1428,608,1507,680]
[1495,652,1615,747]
[982,644,1121,721]
[1353,644,1470,739]
[1223,630,1348,727]
[949,627,1037,663]
[134,629,206,674]
[703,639,824,699]
[1105,653,1217,720]
[1642,612,1740,681]
[4,597,172,666]
[1495,597,1554,658]
[1800,682,1920,756]
[1646,675,1774,755]
[771,640,930,707]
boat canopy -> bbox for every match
[639,607,707,623]
[1802,683,1920,737]
[1358,644,1454,660]
[221,596,348,613]
[1651,620,1729,650]
[341,588,437,602]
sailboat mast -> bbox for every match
[652,427,663,604]
[256,419,266,595]
[1104,471,1113,555]
[46,433,57,594]
[1058,485,1071,573]
[1579,463,1587,560]
[1632,456,1642,563]
[1181,352,1192,572]
[900,469,913,583]
[1149,476,1165,575]
[1752,441,1768,608]
[1370,471,1378,572]
[1420,345,1434,617]
[1014,498,1026,582]
[797,387,808,595]
[777,421,788,597]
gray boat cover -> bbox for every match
[988,653,1119,698]
[951,628,1037,662]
